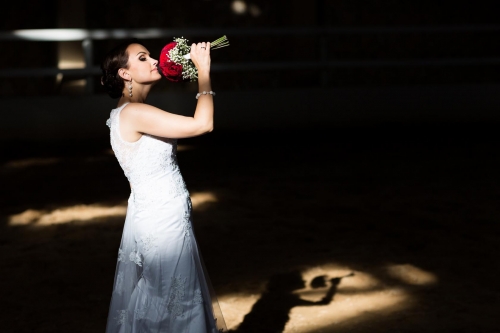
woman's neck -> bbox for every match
[120,95,146,104]
[119,84,151,105]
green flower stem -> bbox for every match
[210,35,229,48]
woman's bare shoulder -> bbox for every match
[121,103,165,118]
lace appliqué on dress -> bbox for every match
[129,250,142,266]
[134,307,147,320]
[167,276,187,318]
[134,300,151,321]
[114,271,125,295]
[140,233,157,252]
[182,212,191,237]
[167,172,187,198]
[115,310,127,325]
[193,289,203,305]
[117,249,127,263]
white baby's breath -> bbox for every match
[169,37,198,82]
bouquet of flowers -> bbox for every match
[158,35,229,82]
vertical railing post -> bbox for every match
[82,38,94,94]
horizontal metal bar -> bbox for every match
[1,25,500,41]
[0,67,101,77]
[214,58,500,71]
[2,58,499,78]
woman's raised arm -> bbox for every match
[121,41,214,139]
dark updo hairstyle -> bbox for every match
[100,38,143,99]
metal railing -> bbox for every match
[1,25,499,93]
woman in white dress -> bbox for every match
[101,39,226,332]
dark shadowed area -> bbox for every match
[1,123,499,332]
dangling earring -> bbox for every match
[128,80,133,97]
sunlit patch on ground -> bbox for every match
[177,144,196,152]
[8,204,127,226]
[2,157,61,169]
[7,191,217,227]
[190,191,218,210]
[218,264,437,332]
[218,293,263,331]
[385,263,438,286]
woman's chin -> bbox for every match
[149,75,162,84]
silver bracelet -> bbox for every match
[196,91,216,99]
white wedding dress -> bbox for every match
[105,103,226,333]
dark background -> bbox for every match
[1,1,499,332]
[2,0,500,96]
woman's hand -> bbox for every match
[190,42,211,75]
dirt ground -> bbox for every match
[1,123,499,333]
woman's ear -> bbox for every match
[118,68,130,81]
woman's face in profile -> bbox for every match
[126,43,162,84]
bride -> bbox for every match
[100,38,226,332]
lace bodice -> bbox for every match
[106,103,188,207]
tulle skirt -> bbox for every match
[105,193,226,333]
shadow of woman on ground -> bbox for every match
[229,270,354,333]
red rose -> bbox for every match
[159,42,184,82]
[161,62,183,82]
[159,42,177,64]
